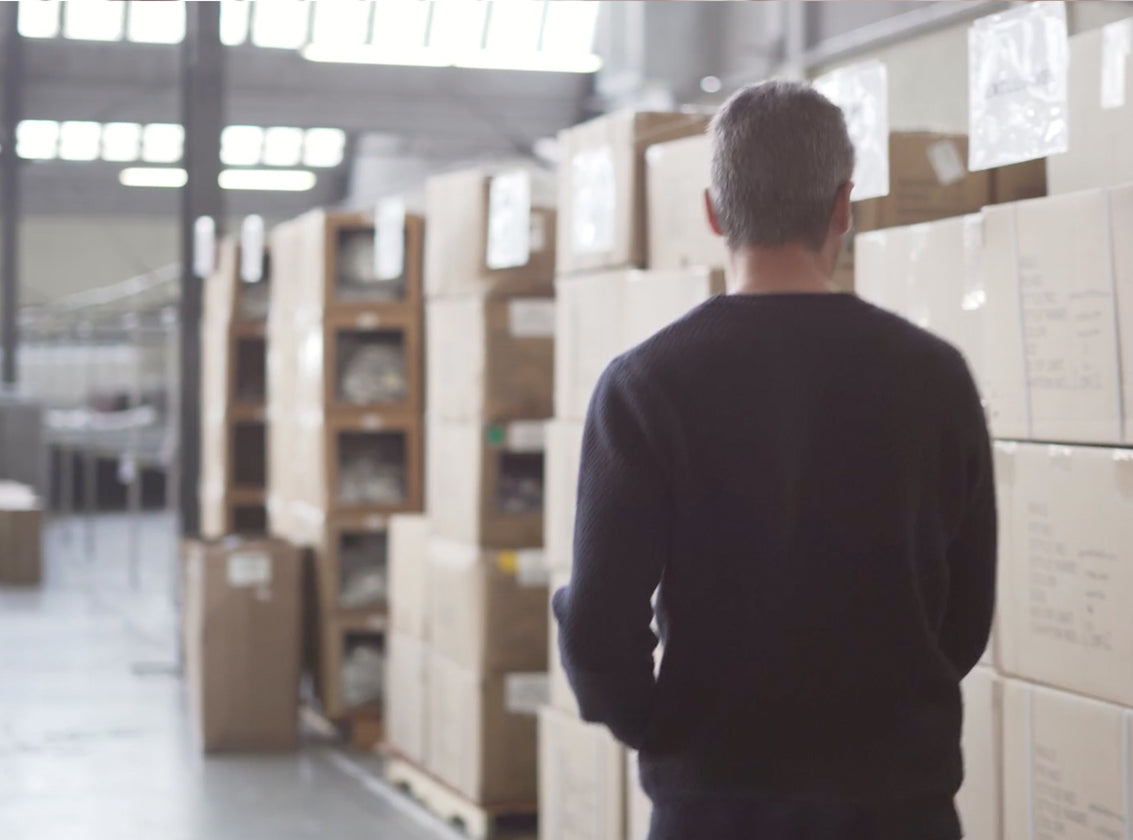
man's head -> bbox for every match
[707,80,855,260]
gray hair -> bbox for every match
[709,80,855,252]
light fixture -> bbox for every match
[250,0,309,49]
[218,168,317,192]
[311,0,369,48]
[16,120,60,160]
[58,121,102,161]
[262,127,304,167]
[17,0,62,39]
[427,0,490,53]
[300,44,602,74]
[302,128,346,168]
[101,123,142,162]
[63,0,125,41]
[141,123,184,164]
[120,167,188,188]
[700,76,723,94]
[369,0,431,50]
[219,0,251,46]
[541,1,600,54]
[484,0,546,52]
[220,125,265,167]
[126,0,186,44]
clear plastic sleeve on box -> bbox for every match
[374,197,406,282]
[486,169,533,270]
[814,59,890,201]
[571,146,616,255]
[968,1,1069,171]
[1102,19,1133,110]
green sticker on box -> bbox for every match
[486,425,506,447]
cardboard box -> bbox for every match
[285,208,425,315]
[985,441,1018,669]
[991,159,1047,206]
[425,166,557,299]
[385,631,428,764]
[1014,190,1122,445]
[538,706,626,840]
[557,110,711,276]
[202,235,271,327]
[315,613,386,719]
[426,419,545,548]
[997,443,1133,708]
[0,483,42,586]
[427,296,555,423]
[554,272,630,422]
[389,513,429,639]
[645,133,728,272]
[1111,184,1133,444]
[546,421,585,573]
[1047,27,1133,196]
[311,513,390,614]
[425,653,543,805]
[957,667,1001,840]
[1002,679,1133,840]
[548,571,577,716]
[427,537,548,674]
[625,751,652,840]
[979,203,1030,440]
[622,267,726,349]
[183,538,302,751]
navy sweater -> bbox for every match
[553,293,996,818]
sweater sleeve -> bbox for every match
[938,357,997,678]
[551,356,670,750]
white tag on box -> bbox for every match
[571,146,616,255]
[486,170,533,270]
[814,60,890,200]
[505,673,550,716]
[227,551,272,588]
[1102,19,1133,110]
[375,197,406,281]
[516,549,549,587]
[529,213,546,254]
[240,215,265,283]
[506,421,546,452]
[507,299,556,338]
[927,139,967,186]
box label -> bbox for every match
[505,672,550,716]
[1102,19,1133,110]
[506,421,546,452]
[571,146,616,255]
[968,2,1069,170]
[486,169,533,270]
[926,139,967,186]
[814,60,890,200]
[240,215,265,282]
[375,197,407,281]
[496,549,549,586]
[507,299,556,339]
[227,550,273,588]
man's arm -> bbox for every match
[939,357,997,677]
[551,356,670,750]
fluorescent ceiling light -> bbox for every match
[58,121,101,161]
[220,0,251,46]
[485,0,546,52]
[251,0,310,49]
[18,0,62,39]
[16,120,60,160]
[428,0,490,52]
[301,43,602,74]
[63,0,125,41]
[127,0,186,44]
[219,168,317,192]
[101,123,142,162]
[311,0,369,48]
[541,0,599,54]
[221,125,265,167]
[262,126,304,167]
[302,128,346,168]
[142,123,184,164]
[370,0,431,50]
[120,167,188,188]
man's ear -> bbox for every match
[705,189,724,237]
[831,182,854,237]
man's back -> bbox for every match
[553,292,995,811]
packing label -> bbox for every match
[486,169,533,270]
[227,551,273,588]
[506,420,546,452]
[495,549,548,586]
[968,1,1069,170]
[505,673,550,716]
[1102,19,1133,110]
[375,197,406,281]
[529,213,546,253]
[571,146,616,255]
[926,139,967,186]
[814,59,890,200]
[240,215,265,282]
[507,299,556,339]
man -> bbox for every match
[552,80,996,840]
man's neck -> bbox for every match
[726,243,839,296]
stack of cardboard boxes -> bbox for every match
[0,481,42,586]
[419,164,557,806]
[852,22,1133,839]
[199,236,271,538]
[266,207,426,726]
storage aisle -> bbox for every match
[0,514,456,840]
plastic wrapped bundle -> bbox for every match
[338,342,407,405]
[341,637,384,709]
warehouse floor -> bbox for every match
[0,514,463,840]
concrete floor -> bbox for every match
[0,513,464,840]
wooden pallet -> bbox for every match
[385,757,538,839]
